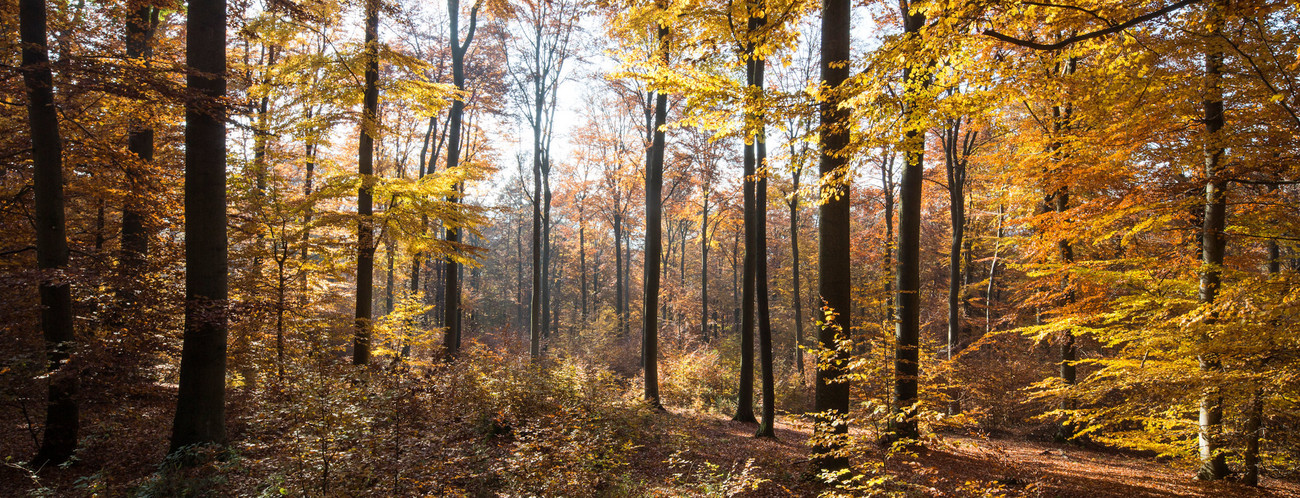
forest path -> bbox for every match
[634,410,1300,497]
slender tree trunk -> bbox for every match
[615,213,625,339]
[542,172,552,339]
[790,169,805,382]
[171,0,228,452]
[1245,238,1280,486]
[23,0,78,466]
[118,1,158,311]
[944,121,967,416]
[890,3,925,442]
[444,0,478,357]
[409,116,436,309]
[752,13,777,436]
[352,0,379,366]
[1197,0,1228,479]
[701,195,710,342]
[579,205,588,323]
[642,23,669,409]
[986,203,1004,334]
[733,55,758,425]
[882,154,895,324]
[813,0,851,470]
[302,108,316,266]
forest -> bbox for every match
[3,0,1300,495]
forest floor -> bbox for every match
[4,386,1299,496]
[631,410,1300,497]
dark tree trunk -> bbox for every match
[890,3,925,443]
[701,194,710,342]
[789,168,804,382]
[409,116,436,310]
[579,205,588,322]
[986,203,1003,334]
[813,0,852,470]
[444,0,478,357]
[23,0,78,466]
[614,213,625,339]
[301,107,316,267]
[117,1,159,311]
[732,55,757,424]
[352,0,379,366]
[170,0,228,452]
[751,11,776,436]
[1197,0,1228,480]
[882,154,895,324]
[642,23,669,409]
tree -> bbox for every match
[812,0,851,471]
[443,0,481,357]
[354,0,380,365]
[888,0,926,443]
[642,16,670,409]
[1195,0,1228,480]
[117,0,161,312]
[21,0,78,466]
[171,0,229,451]
[508,0,581,357]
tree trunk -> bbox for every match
[733,55,758,425]
[786,163,805,381]
[23,0,78,466]
[170,0,228,452]
[444,0,478,357]
[701,195,710,342]
[890,3,925,443]
[117,1,158,312]
[751,13,776,436]
[614,213,625,338]
[642,23,669,408]
[813,0,852,470]
[944,120,967,416]
[579,204,588,323]
[352,0,379,366]
[1197,0,1227,479]
[882,154,895,325]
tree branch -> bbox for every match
[983,0,1199,51]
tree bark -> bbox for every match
[170,0,228,452]
[751,8,776,436]
[444,0,478,357]
[701,193,710,342]
[352,0,379,366]
[813,0,851,471]
[890,2,926,442]
[790,168,804,382]
[643,24,669,406]
[117,1,159,312]
[732,55,758,425]
[1196,0,1228,479]
[23,0,79,466]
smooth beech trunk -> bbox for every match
[444,0,478,357]
[813,0,851,471]
[642,23,669,409]
[1197,0,1228,480]
[23,0,79,466]
[352,0,379,366]
[891,3,925,443]
[118,1,159,311]
[171,0,228,452]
